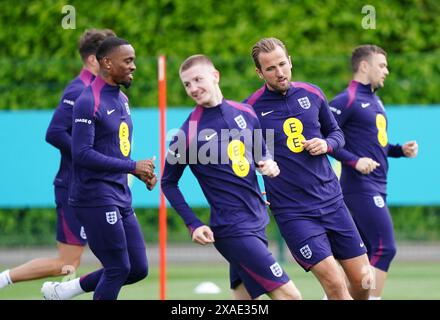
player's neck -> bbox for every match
[353,74,373,91]
[203,89,223,108]
[98,71,118,87]
[84,63,99,76]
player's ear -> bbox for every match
[359,60,369,73]
[256,67,264,79]
[88,55,100,74]
[213,69,220,83]
[87,54,97,65]
[102,56,112,70]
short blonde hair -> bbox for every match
[179,54,215,74]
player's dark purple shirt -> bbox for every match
[161,99,270,238]
[329,80,404,195]
[70,75,136,207]
[45,69,94,189]
[245,82,345,214]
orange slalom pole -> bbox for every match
[158,55,167,300]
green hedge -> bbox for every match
[392,206,440,240]
[0,207,278,246]
[0,206,439,247]
[1,0,440,110]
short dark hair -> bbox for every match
[78,28,116,61]
[95,37,130,62]
[179,54,215,74]
[251,37,289,69]
[351,45,387,73]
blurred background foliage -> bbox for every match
[1,207,440,246]
[0,0,439,110]
[1,0,439,245]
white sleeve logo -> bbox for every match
[329,106,342,115]
[74,118,92,124]
[63,99,74,106]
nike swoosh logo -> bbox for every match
[360,243,365,247]
[205,132,217,141]
[261,110,274,116]
[107,109,116,115]
[361,103,370,108]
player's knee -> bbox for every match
[285,287,302,300]
[282,281,302,300]
[125,262,148,284]
[328,280,346,293]
[349,266,370,286]
[319,268,345,287]
[321,275,347,298]
[350,271,372,294]
[105,263,131,281]
[348,271,371,300]
[130,263,148,282]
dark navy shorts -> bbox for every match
[55,187,87,246]
[274,199,367,271]
[344,193,397,272]
[74,205,146,253]
[214,230,290,299]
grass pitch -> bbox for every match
[0,261,439,300]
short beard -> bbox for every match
[372,81,383,92]
[270,81,291,95]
